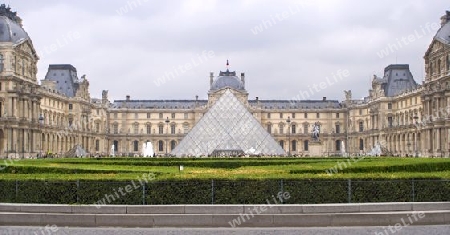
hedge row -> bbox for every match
[290,161,450,174]
[0,179,449,204]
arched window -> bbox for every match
[170,140,176,151]
[158,140,164,152]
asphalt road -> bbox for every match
[1,226,450,235]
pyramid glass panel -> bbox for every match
[171,89,286,157]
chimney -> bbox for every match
[210,72,214,88]
[126,95,130,101]
[241,72,245,86]
[441,11,450,27]
[323,97,326,101]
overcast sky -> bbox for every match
[9,0,450,102]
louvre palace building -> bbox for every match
[1,5,450,158]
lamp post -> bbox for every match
[286,116,291,156]
[413,116,419,157]
[38,114,44,158]
[165,117,170,156]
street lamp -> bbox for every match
[286,116,291,156]
[165,117,170,156]
[38,114,44,158]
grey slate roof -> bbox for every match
[111,100,208,109]
[250,100,342,109]
[210,70,245,91]
[0,15,28,43]
[44,64,80,97]
[435,11,450,45]
[111,99,341,110]
[381,64,418,97]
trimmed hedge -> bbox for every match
[0,179,449,204]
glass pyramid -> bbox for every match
[172,89,286,157]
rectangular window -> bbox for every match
[133,141,139,152]
[280,113,283,119]
[184,113,188,119]
[171,113,175,119]
[95,123,100,133]
[292,140,297,151]
[267,124,272,133]
[267,113,271,118]
[388,103,392,109]
[316,113,320,118]
[304,140,309,151]
[158,141,164,152]
[159,113,163,119]
[95,140,100,151]
[292,113,296,119]
[68,104,73,110]
[171,125,175,134]
[135,113,138,119]
[336,113,340,118]
[388,117,393,128]
[359,121,364,132]
[146,125,151,134]
[303,124,308,134]
[279,125,284,134]
[114,113,118,119]
[113,124,118,134]
[304,113,308,118]
[134,124,139,134]
[359,109,362,115]
[159,125,163,134]
[147,113,151,118]
[359,139,364,151]
[291,124,296,134]
[335,124,340,133]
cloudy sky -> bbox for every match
[9,0,450,101]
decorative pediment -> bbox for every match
[424,40,447,58]
[13,39,39,60]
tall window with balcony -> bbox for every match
[267,124,272,133]
[146,124,151,134]
[133,123,139,134]
[335,124,340,133]
[0,54,3,72]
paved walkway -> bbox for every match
[1,226,450,235]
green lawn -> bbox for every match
[1,157,450,181]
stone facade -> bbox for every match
[0,5,449,158]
